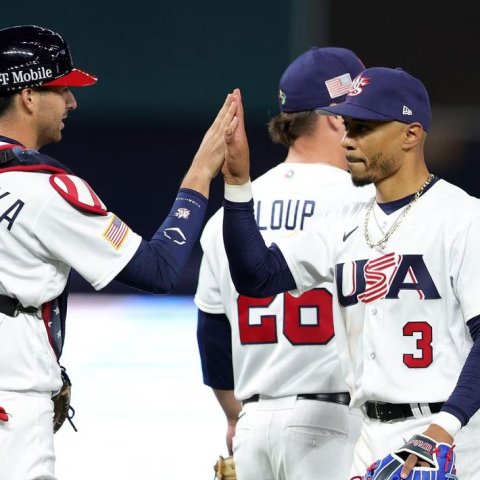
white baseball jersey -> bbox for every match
[0,168,141,392]
[274,179,480,408]
[195,162,374,400]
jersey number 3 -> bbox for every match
[237,289,334,345]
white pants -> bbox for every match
[351,408,480,480]
[0,391,56,480]
[232,395,362,480]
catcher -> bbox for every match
[0,24,237,480]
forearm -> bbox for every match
[115,188,207,293]
[223,183,296,297]
[433,315,480,437]
[213,389,242,424]
[181,167,213,199]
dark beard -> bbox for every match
[349,152,396,188]
[351,174,375,187]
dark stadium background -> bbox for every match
[3,0,480,295]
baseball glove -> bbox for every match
[52,366,77,433]
[358,434,457,480]
[213,455,236,480]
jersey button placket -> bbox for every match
[362,306,376,399]
[369,306,378,360]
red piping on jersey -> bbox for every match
[81,178,104,210]
[0,165,68,174]
[0,145,68,174]
[0,143,25,151]
[55,173,79,198]
[49,174,107,216]
[41,301,58,359]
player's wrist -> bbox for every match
[431,411,462,438]
[224,179,252,202]
[180,167,213,197]
[223,174,250,186]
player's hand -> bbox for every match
[400,424,453,479]
[222,88,250,186]
[182,93,237,195]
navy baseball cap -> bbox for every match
[277,46,365,112]
[316,67,431,131]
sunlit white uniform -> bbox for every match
[195,162,374,480]
[273,179,480,479]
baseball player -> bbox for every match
[196,47,375,480]
[0,25,237,480]
[218,69,480,480]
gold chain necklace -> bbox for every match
[364,174,434,250]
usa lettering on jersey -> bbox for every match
[336,253,441,307]
[0,186,24,230]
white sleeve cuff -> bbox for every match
[224,180,253,202]
[432,411,462,438]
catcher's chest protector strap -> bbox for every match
[0,148,17,164]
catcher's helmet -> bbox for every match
[0,25,97,93]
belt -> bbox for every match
[0,294,38,317]
[364,401,444,422]
[242,392,351,406]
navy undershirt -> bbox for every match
[116,188,208,294]
[218,179,480,425]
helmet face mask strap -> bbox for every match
[0,25,97,93]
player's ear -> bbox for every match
[18,88,37,113]
[403,123,423,150]
[325,114,344,132]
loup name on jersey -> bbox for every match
[255,199,315,231]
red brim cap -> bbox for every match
[43,67,97,87]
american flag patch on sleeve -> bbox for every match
[102,215,129,249]
[325,73,353,99]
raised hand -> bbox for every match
[181,93,237,196]
[222,88,250,186]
